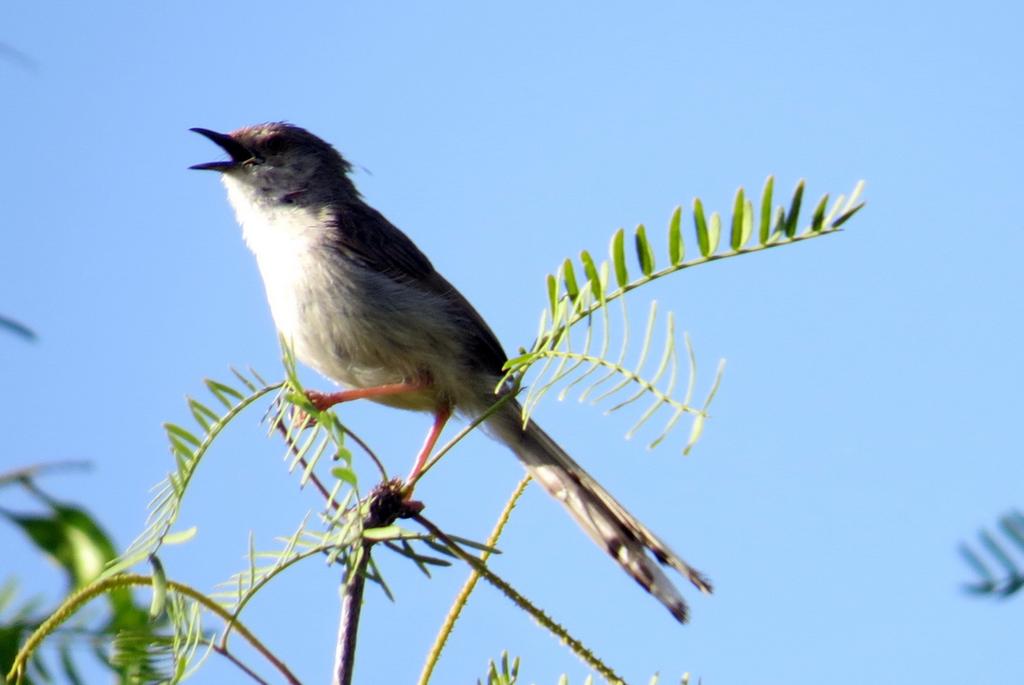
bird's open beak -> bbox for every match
[189,128,257,171]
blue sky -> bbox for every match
[3,2,1022,683]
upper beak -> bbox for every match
[189,128,257,171]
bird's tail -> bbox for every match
[486,401,712,623]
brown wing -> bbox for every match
[328,201,509,375]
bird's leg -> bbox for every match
[306,381,428,411]
[302,382,450,493]
[404,404,452,490]
[291,382,430,431]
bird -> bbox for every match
[190,122,712,622]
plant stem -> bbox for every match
[5,573,300,685]
[417,475,532,685]
[412,513,626,685]
[212,644,271,685]
[333,546,370,685]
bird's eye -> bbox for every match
[263,135,287,155]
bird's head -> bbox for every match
[190,123,355,206]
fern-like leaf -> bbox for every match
[961,509,1024,597]
[209,517,347,620]
[105,370,282,576]
[112,593,211,685]
[478,651,521,685]
[504,177,863,453]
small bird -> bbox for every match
[191,123,712,622]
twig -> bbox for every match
[337,423,387,480]
[213,644,271,685]
[411,513,626,685]
[333,480,415,685]
[417,474,532,685]
[5,574,301,685]
[275,405,388,507]
[275,420,334,503]
[333,546,370,685]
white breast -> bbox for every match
[225,178,323,346]
[220,175,475,412]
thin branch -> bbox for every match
[220,544,335,652]
[532,227,843,356]
[411,513,625,685]
[275,420,334,502]
[333,546,370,685]
[337,423,387,480]
[417,475,532,685]
[212,644,272,685]
[275,402,387,504]
[5,574,301,685]
[332,480,419,685]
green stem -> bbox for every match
[412,513,626,685]
[531,228,842,355]
[5,574,301,685]
[417,475,531,685]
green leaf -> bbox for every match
[832,202,865,228]
[444,534,502,553]
[330,466,358,487]
[162,527,198,545]
[389,539,452,571]
[503,352,536,369]
[810,193,828,233]
[611,228,628,287]
[149,556,167,618]
[580,250,601,299]
[3,501,117,588]
[164,424,200,448]
[667,206,683,265]
[742,199,754,247]
[693,198,709,256]
[759,175,774,244]
[205,379,244,409]
[363,525,406,541]
[562,259,579,301]
[785,179,805,238]
[546,274,557,316]
[684,414,705,455]
[187,398,218,432]
[707,211,722,255]
[167,434,194,462]
[634,224,655,276]
[231,367,257,392]
[729,187,746,251]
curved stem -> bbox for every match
[221,544,335,651]
[417,475,531,685]
[337,423,387,480]
[411,513,625,685]
[528,228,843,357]
[5,574,301,685]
